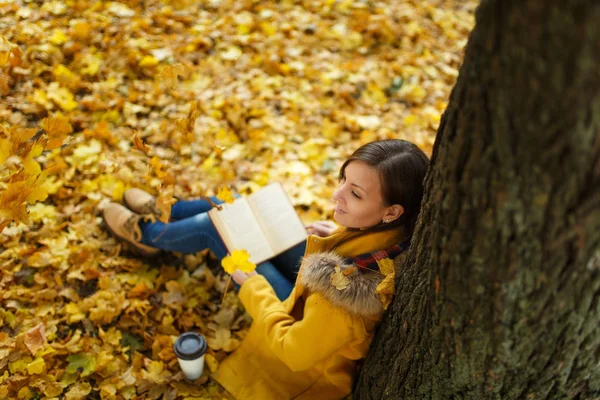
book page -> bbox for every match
[248,183,308,255]
[208,198,274,265]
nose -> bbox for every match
[332,185,344,203]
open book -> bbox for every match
[208,182,308,264]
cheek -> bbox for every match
[347,201,384,226]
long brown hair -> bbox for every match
[334,139,429,247]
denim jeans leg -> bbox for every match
[255,262,294,300]
[139,213,293,300]
[170,196,223,220]
[170,194,241,220]
[139,212,228,258]
[270,241,307,283]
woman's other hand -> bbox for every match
[305,221,338,237]
[231,270,258,286]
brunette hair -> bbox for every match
[337,139,429,240]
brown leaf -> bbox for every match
[330,266,350,290]
[24,323,46,355]
[133,134,151,155]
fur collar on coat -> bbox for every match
[298,251,404,319]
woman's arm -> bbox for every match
[238,275,354,371]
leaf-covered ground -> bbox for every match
[0,1,476,398]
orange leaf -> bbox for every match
[133,134,151,155]
[0,36,21,67]
[40,114,73,150]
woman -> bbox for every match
[103,139,429,398]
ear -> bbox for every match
[382,204,404,222]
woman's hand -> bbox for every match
[231,270,258,286]
[305,220,338,237]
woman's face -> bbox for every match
[332,161,394,229]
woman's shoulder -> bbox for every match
[299,251,386,319]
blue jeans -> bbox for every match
[138,196,306,300]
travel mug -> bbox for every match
[174,332,207,380]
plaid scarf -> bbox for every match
[346,239,410,273]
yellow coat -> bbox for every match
[213,227,405,399]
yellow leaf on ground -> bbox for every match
[46,82,78,112]
[207,328,240,352]
[65,382,92,400]
[26,357,46,375]
[156,185,177,223]
[133,134,151,155]
[0,180,31,223]
[139,55,159,68]
[150,156,167,178]
[26,184,48,205]
[41,114,72,150]
[158,63,188,89]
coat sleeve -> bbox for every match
[238,275,354,372]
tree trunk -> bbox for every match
[355,0,600,399]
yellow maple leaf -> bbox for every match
[46,82,78,112]
[149,156,167,178]
[216,186,235,204]
[375,258,396,309]
[206,328,240,352]
[330,265,350,291]
[158,63,188,89]
[40,113,72,150]
[155,185,177,223]
[221,249,256,274]
[0,180,31,223]
[142,360,171,384]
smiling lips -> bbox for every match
[334,205,347,214]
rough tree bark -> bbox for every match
[355,0,600,399]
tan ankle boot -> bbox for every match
[123,188,162,218]
[103,203,160,257]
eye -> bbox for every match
[352,191,361,199]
